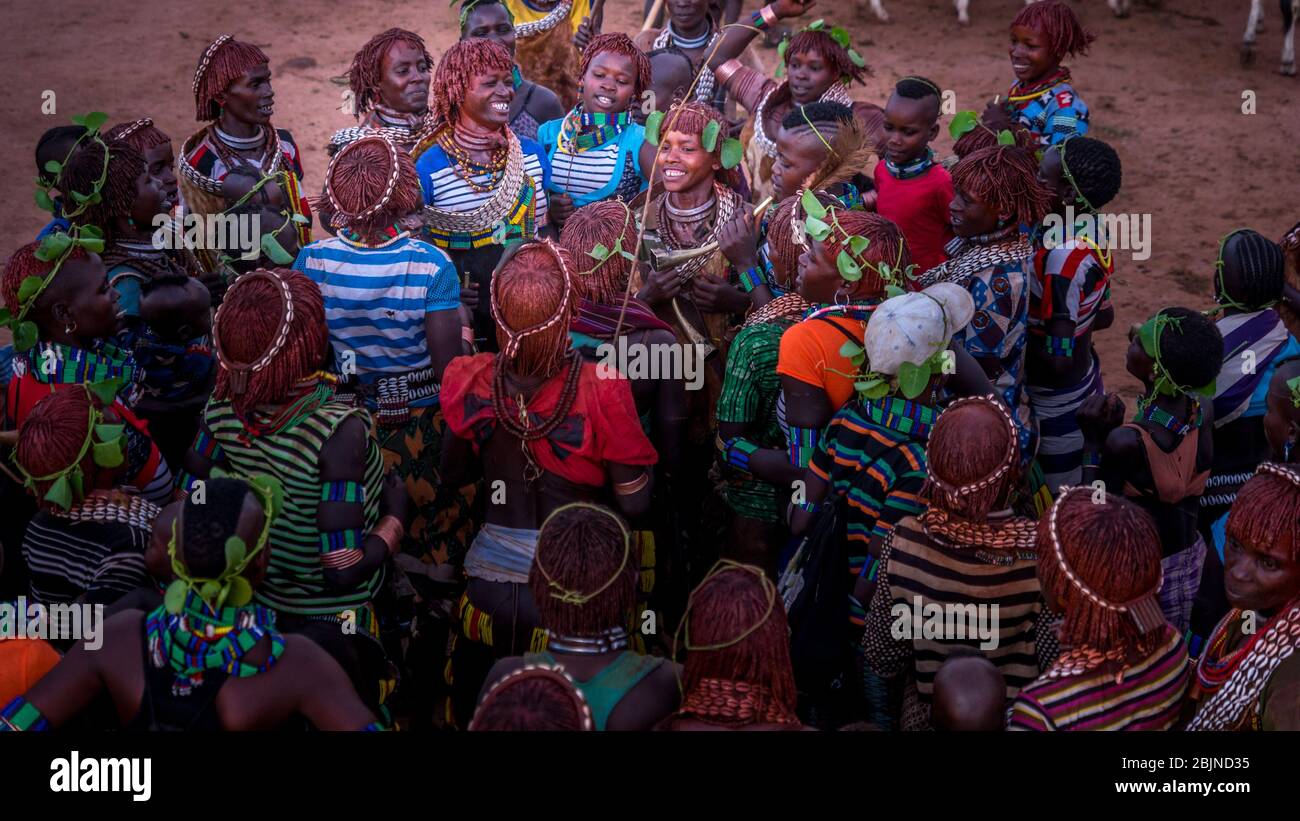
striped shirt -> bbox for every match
[22,513,151,606]
[204,399,384,616]
[294,233,460,405]
[716,319,792,522]
[862,517,1044,705]
[808,396,934,626]
[1007,625,1189,731]
[537,118,647,205]
[416,139,550,249]
[1029,228,1112,338]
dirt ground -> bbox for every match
[2,0,1297,400]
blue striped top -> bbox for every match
[537,119,647,205]
[415,138,550,249]
[293,233,460,406]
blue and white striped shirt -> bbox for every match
[293,233,460,406]
[537,119,646,206]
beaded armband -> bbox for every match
[1044,335,1075,357]
[192,428,223,461]
[320,525,365,569]
[1081,449,1101,469]
[788,426,820,469]
[0,697,49,732]
[738,266,766,294]
[360,721,388,731]
[321,480,366,505]
[858,555,881,582]
[721,436,760,476]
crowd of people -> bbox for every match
[2,0,1299,732]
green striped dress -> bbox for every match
[205,399,384,616]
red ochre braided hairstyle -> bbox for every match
[926,396,1019,521]
[1037,489,1163,657]
[15,387,104,506]
[530,503,637,637]
[59,139,147,241]
[469,666,594,731]
[676,563,801,727]
[579,33,653,98]
[1227,465,1300,565]
[558,200,638,305]
[348,28,432,118]
[324,135,422,242]
[660,99,740,190]
[491,239,577,378]
[1,241,88,316]
[951,145,1054,229]
[825,210,913,299]
[1011,0,1097,61]
[105,119,172,153]
[193,35,271,122]
[952,121,1036,159]
[787,29,867,86]
[431,38,515,128]
[211,267,328,420]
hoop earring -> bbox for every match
[65,320,77,334]
[834,289,849,307]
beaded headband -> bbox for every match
[324,135,405,230]
[1256,461,1300,488]
[112,118,154,142]
[534,502,631,606]
[1047,486,1166,634]
[926,394,1019,500]
[468,663,595,731]
[674,560,777,655]
[193,34,234,96]
[489,238,576,361]
[212,269,295,395]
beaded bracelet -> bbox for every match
[858,555,881,582]
[0,697,48,732]
[1044,334,1075,357]
[1081,449,1101,468]
[738,265,766,294]
[723,436,759,475]
[320,480,365,504]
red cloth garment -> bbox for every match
[873,162,955,277]
[441,353,658,487]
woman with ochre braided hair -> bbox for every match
[917,144,1055,465]
[0,478,381,733]
[1188,464,1300,730]
[538,33,652,232]
[480,503,679,730]
[181,268,408,716]
[295,135,469,573]
[863,395,1046,731]
[415,37,551,351]
[662,561,805,731]
[1009,487,1189,731]
[706,1,884,205]
[459,0,566,142]
[440,239,657,727]
[469,664,594,730]
[2,239,171,505]
[10,385,156,610]
[330,29,435,158]
[178,35,312,264]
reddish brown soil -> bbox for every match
[3,0,1297,400]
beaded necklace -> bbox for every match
[677,678,801,727]
[653,19,721,103]
[743,293,810,328]
[1135,396,1201,436]
[23,341,138,390]
[921,508,1039,563]
[559,106,631,154]
[1007,67,1072,103]
[884,148,935,181]
[515,0,572,38]
[915,225,1030,288]
[51,489,160,530]
[146,590,284,697]
[214,125,267,151]
[492,351,584,483]
[440,128,508,193]
[240,371,340,439]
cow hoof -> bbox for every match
[1241,45,1257,66]
[1281,62,1297,77]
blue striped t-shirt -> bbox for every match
[293,233,460,406]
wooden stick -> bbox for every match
[642,0,665,32]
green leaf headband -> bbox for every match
[1052,136,1096,215]
[8,381,127,511]
[164,471,284,615]
[218,168,307,266]
[948,110,1016,148]
[454,0,512,30]
[1287,375,1300,409]
[775,19,866,79]
[36,113,111,221]
[643,111,743,171]
[0,224,106,353]
[1211,227,1273,314]
[1136,309,1216,398]
[799,189,916,296]
[582,201,638,276]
